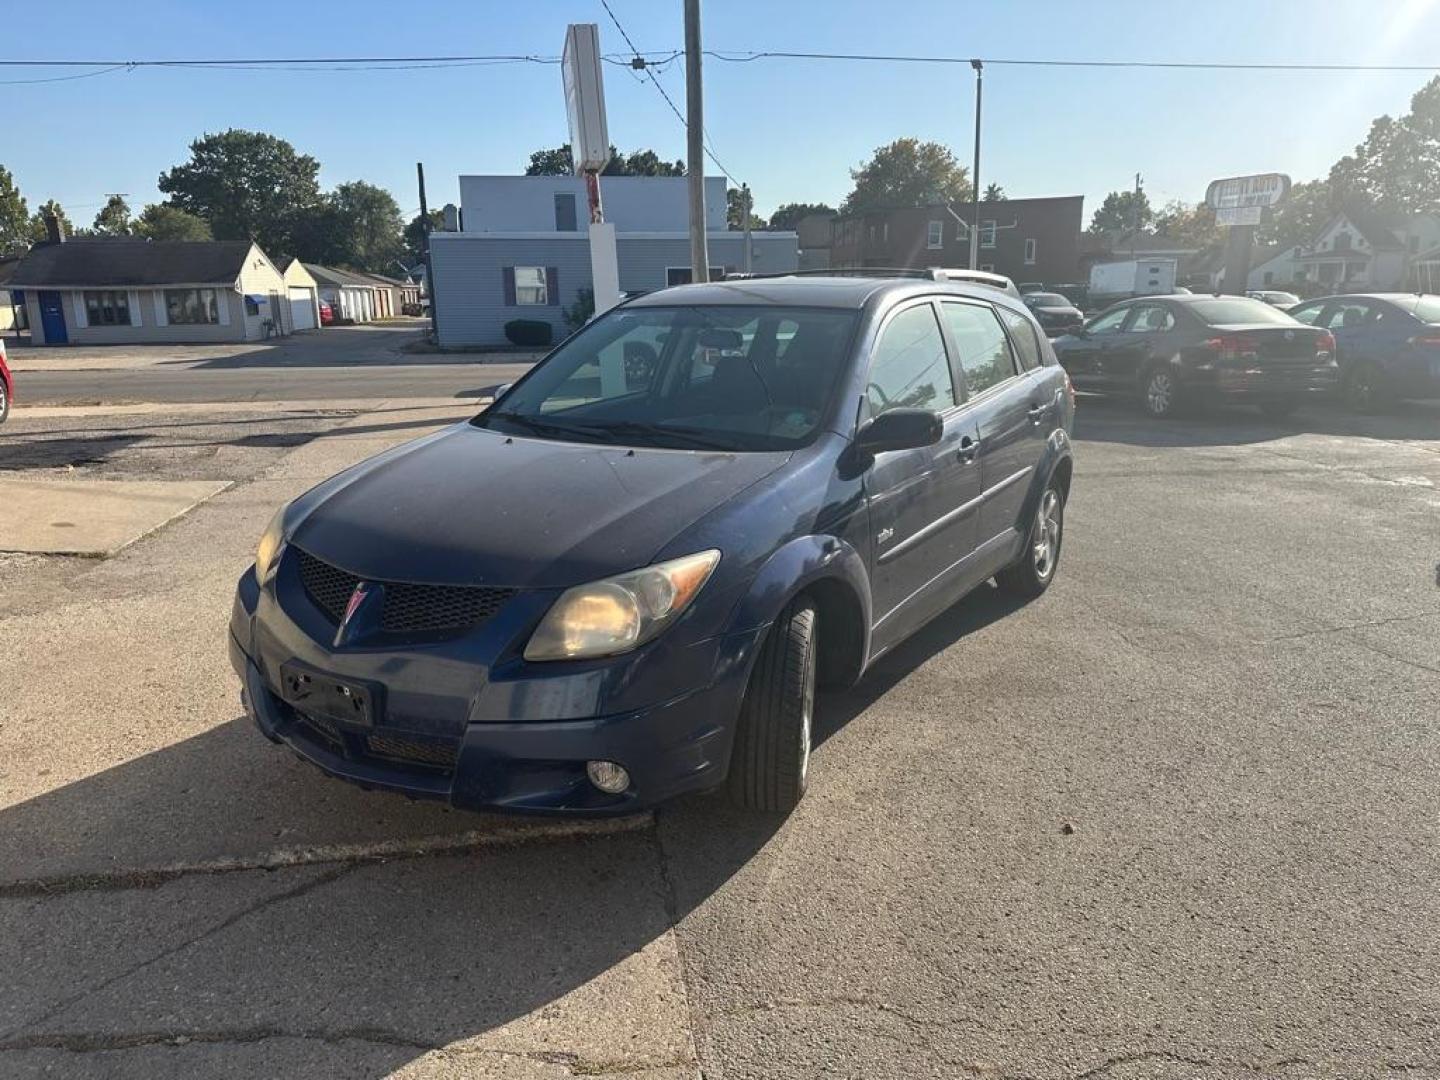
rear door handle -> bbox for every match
[1026,403,1046,422]
[957,435,978,463]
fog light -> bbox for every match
[586,760,630,794]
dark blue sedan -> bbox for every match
[230,276,1075,816]
[1287,293,1440,409]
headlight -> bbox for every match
[524,550,721,661]
[254,507,286,583]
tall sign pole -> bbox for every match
[969,59,983,271]
[1206,173,1290,296]
[685,0,710,282]
[564,24,621,315]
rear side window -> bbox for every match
[1323,301,1373,330]
[1413,296,1440,323]
[866,304,956,416]
[941,302,1018,396]
[1289,302,1325,326]
[997,307,1043,370]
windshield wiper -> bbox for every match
[485,410,605,440]
[575,420,741,451]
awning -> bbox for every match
[243,293,270,305]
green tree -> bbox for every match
[1088,188,1153,236]
[842,138,972,214]
[727,187,765,230]
[92,194,133,236]
[0,165,29,254]
[525,144,684,177]
[1323,76,1440,216]
[403,209,444,265]
[1150,199,1221,248]
[324,181,405,273]
[767,202,835,232]
[134,204,213,242]
[28,199,73,243]
[158,129,322,254]
[1257,179,1339,250]
[982,182,1006,202]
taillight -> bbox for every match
[1316,330,1336,354]
[1407,332,1440,348]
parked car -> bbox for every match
[0,338,11,424]
[1051,294,1337,418]
[1021,291,1085,338]
[1248,290,1301,310]
[1286,293,1440,410]
[318,301,334,327]
[231,276,1075,817]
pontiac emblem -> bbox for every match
[340,582,370,633]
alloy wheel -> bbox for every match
[798,632,816,783]
[1032,489,1062,580]
[1146,371,1174,416]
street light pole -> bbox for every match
[684,0,710,283]
[969,59,983,271]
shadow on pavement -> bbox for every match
[1073,392,1440,448]
[0,585,1016,1073]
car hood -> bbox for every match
[291,424,790,589]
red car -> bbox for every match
[318,300,335,327]
[0,338,12,424]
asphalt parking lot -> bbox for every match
[1,393,1438,1078]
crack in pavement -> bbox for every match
[1263,610,1440,642]
[0,815,652,898]
[647,812,707,1078]
[0,864,355,1044]
[0,1026,694,1076]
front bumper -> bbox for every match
[230,568,762,816]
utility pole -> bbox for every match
[742,182,752,273]
[1130,172,1142,260]
[684,0,709,282]
[969,60,983,271]
[417,162,439,342]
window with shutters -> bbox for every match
[165,288,219,324]
[514,267,547,305]
[84,290,131,326]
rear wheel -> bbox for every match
[1141,365,1182,419]
[727,597,817,814]
[997,481,1064,598]
[1343,362,1386,412]
[0,379,8,424]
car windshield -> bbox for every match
[474,304,859,452]
[1025,293,1071,307]
[1187,298,1297,326]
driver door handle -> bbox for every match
[957,435,978,463]
[1026,403,1046,422]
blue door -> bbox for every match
[37,290,67,344]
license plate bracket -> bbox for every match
[279,663,378,727]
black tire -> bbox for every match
[1140,364,1182,419]
[0,379,8,425]
[1343,362,1386,413]
[997,480,1064,598]
[1258,398,1299,418]
[727,597,817,814]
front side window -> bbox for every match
[84,290,130,326]
[997,307,1043,370]
[1324,301,1372,330]
[1087,307,1131,334]
[166,288,219,325]
[479,304,858,451]
[1124,305,1175,333]
[866,304,956,417]
[514,266,547,305]
[941,301,1017,397]
[926,221,943,249]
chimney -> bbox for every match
[44,212,67,244]
[442,203,461,232]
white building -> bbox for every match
[429,175,800,348]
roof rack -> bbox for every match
[722,266,1013,285]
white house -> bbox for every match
[1291,208,1440,291]
[278,257,321,331]
[10,237,292,346]
[429,174,800,348]
[1246,244,1305,290]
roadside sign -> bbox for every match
[1206,173,1291,211]
[1216,205,1263,227]
[563,24,610,174]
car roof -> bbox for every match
[622,275,1024,311]
[1291,293,1421,304]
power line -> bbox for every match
[704,50,1440,73]
[595,1,740,186]
[0,64,131,85]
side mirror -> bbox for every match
[485,383,512,409]
[855,408,943,455]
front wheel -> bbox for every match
[727,597,817,814]
[1141,365,1182,419]
[997,482,1064,598]
[1343,362,1386,412]
[0,379,8,424]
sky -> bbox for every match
[6,0,1440,229]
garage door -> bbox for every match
[288,287,317,330]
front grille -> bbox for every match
[293,547,515,635]
[296,711,344,752]
[364,733,460,771]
